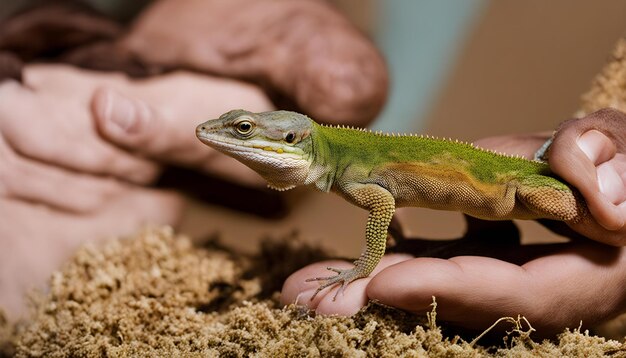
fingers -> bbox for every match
[473,110,626,244]
[280,255,413,315]
[368,257,532,328]
[0,129,180,214]
[283,260,368,316]
[272,9,388,125]
[92,86,267,187]
[23,64,128,102]
[577,130,626,205]
[597,159,626,205]
[577,130,616,165]
[550,109,626,236]
[367,244,626,335]
[0,142,120,213]
[284,244,626,335]
[92,86,210,163]
[0,79,161,184]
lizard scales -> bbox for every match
[196,109,587,299]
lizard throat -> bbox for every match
[197,134,312,191]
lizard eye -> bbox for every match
[285,131,296,143]
[235,120,254,135]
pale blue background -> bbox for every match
[373,0,486,132]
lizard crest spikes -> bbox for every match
[197,109,588,301]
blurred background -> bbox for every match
[182,0,626,255]
[335,0,626,136]
[2,0,626,255]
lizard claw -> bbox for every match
[305,266,364,301]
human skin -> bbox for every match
[0,64,273,319]
[118,0,388,126]
[281,109,626,335]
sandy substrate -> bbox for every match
[3,227,626,357]
[1,37,626,357]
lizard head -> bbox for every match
[196,109,315,191]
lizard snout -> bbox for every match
[195,123,206,136]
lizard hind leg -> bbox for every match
[515,176,584,222]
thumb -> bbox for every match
[92,87,207,164]
[550,111,625,232]
[91,87,265,187]
[577,130,626,205]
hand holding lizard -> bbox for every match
[281,109,626,336]
[549,108,626,245]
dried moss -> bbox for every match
[0,310,17,358]
[580,37,626,115]
[1,227,624,357]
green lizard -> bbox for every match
[196,109,588,299]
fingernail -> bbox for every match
[576,130,601,163]
[106,90,137,132]
[597,164,626,204]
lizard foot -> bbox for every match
[305,266,366,301]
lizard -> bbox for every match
[196,109,588,300]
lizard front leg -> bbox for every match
[307,183,395,300]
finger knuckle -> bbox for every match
[76,146,115,173]
[78,178,120,213]
[111,156,161,184]
[592,107,626,120]
[0,135,29,197]
[130,163,161,184]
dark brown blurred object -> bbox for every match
[0,0,388,126]
[0,52,22,82]
[0,0,121,62]
[0,0,156,80]
[119,0,388,126]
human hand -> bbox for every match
[118,0,388,126]
[548,108,626,245]
[282,243,626,336]
[0,67,180,319]
[280,111,626,335]
[89,70,274,187]
[455,108,626,245]
[0,63,274,319]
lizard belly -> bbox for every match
[372,162,537,220]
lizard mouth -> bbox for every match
[197,131,311,190]
[197,132,305,158]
